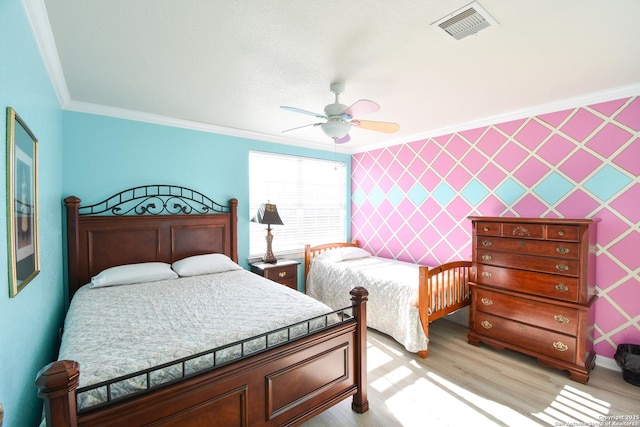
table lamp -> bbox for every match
[251,202,283,263]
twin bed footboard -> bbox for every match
[305,242,472,359]
[418,261,473,358]
[37,287,369,427]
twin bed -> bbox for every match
[36,186,368,426]
[304,242,472,358]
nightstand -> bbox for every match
[250,259,300,291]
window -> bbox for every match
[249,151,347,258]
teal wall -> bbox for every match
[0,1,65,426]
[61,111,351,273]
[0,2,350,426]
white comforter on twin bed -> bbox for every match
[307,256,427,353]
[58,269,337,409]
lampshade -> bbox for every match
[251,203,283,226]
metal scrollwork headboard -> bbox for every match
[77,184,230,216]
[64,184,239,298]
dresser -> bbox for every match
[250,259,300,291]
[467,217,598,383]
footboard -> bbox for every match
[37,288,369,426]
[417,261,472,357]
[305,242,472,359]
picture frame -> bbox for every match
[6,107,39,297]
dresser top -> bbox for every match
[468,216,598,225]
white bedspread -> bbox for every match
[307,256,427,353]
[59,269,337,409]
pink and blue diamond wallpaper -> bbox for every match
[352,96,639,360]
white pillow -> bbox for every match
[171,253,242,277]
[315,247,371,263]
[90,262,178,288]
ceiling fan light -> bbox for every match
[320,120,350,138]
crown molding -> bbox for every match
[354,82,640,154]
[21,0,346,153]
[23,0,639,156]
[64,100,343,153]
[61,83,640,156]
[21,0,71,107]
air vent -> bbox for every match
[432,2,498,40]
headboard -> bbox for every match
[65,185,238,299]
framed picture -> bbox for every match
[6,107,39,297]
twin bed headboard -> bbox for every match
[65,185,238,299]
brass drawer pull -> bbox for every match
[482,254,492,261]
[554,314,569,324]
[481,298,493,306]
[278,271,287,278]
[556,247,570,255]
[481,320,492,329]
[482,272,493,278]
[481,240,492,247]
[558,230,565,236]
[556,264,569,271]
[553,341,568,352]
[483,226,490,232]
[555,283,569,292]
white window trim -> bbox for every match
[249,151,348,260]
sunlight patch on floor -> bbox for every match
[367,340,394,370]
[368,334,405,357]
[532,384,614,426]
[364,330,620,427]
[425,371,542,427]
[561,385,611,413]
[371,365,413,394]
[373,371,544,427]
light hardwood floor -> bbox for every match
[303,319,640,427]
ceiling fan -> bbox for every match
[280,82,400,144]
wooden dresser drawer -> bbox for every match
[501,222,545,239]
[477,249,579,276]
[473,312,577,363]
[264,263,297,283]
[476,264,580,302]
[476,222,501,236]
[477,237,579,259]
[547,225,580,242]
[250,260,300,291]
[477,221,581,242]
[475,288,579,336]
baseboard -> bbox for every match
[595,355,621,372]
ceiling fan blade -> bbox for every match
[334,134,351,144]
[351,120,400,133]
[280,106,327,119]
[282,123,321,134]
[341,99,380,119]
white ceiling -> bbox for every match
[27,0,640,153]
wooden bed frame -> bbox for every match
[304,241,472,358]
[36,185,368,426]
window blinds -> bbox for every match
[249,151,347,258]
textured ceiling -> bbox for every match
[27,0,640,153]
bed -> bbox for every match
[304,242,472,358]
[36,185,368,427]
